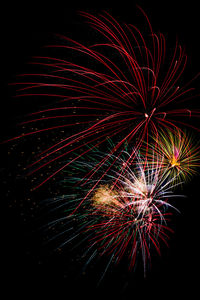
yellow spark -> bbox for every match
[170,155,180,168]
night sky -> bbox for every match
[2,1,200,299]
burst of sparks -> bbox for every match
[44,150,183,277]
[7,7,200,190]
[145,129,200,183]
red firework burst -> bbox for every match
[8,7,200,190]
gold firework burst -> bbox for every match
[147,129,200,183]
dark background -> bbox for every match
[1,1,200,299]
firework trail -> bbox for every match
[7,7,200,191]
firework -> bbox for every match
[44,149,181,278]
[145,129,200,183]
[8,7,200,189]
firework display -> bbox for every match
[5,7,200,280]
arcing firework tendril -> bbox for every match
[9,7,200,190]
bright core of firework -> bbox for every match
[170,148,180,168]
[125,177,155,216]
